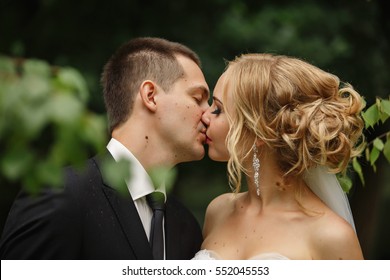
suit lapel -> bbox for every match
[93,154,153,260]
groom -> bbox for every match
[0,37,210,259]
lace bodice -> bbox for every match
[192,249,289,260]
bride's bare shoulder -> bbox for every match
[206,193,235,215]
[311,211,363,259]
[202,193,236,235]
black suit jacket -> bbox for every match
[0,155,203,259]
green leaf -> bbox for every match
[0,80,25,111]
[0,148,35,180]
[56,68,89,102]
[352,157,364,185]
[46,94,83,124]
[80,115,107,151]
[22,59,51,78]
[373,138,385,151]
[381,99,390,116]
[18,102,49,138]
[379,112,389,123]
[369,146,380,167]
[101,158,131,195]
[53,126,88,165]
[149,166,177,193]
[361,104,379,128]
[380,99,390,122]
[337,174,353,193]
[20,74,51,101]
[23,173,41,194]
[383,136,390,163]
[365,147,370,162]
[36,159,63,187]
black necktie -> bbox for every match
[146,192,165,259]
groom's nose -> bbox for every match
[201,108,211,127]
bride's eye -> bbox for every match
[211,107,221,115]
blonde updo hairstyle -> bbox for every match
[223,54,365,193]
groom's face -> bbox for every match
[155,55,210,163]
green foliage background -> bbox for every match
[1,0,389,259]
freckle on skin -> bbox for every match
[145,136,149,140]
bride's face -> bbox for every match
[202,73,230,162]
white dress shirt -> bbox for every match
[106,138,166,258]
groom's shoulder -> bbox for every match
[63,157,101,184]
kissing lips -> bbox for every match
[205,134,212,144]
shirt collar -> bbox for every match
[106,138,166,202]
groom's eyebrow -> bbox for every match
[213,96,223,105]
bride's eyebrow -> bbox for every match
[213,96,223,105]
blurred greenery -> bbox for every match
[0,0,389,259]
[0,55,107,192]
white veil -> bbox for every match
[303,166,356,232]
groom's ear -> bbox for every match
[139,80,158,112]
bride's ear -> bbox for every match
[139,80,158,112]
[255,138,265,147]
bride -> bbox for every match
[194,53,365,260]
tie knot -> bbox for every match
[146,192,165,211]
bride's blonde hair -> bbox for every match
[223,53,365,193]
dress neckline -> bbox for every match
[194,249,289,260]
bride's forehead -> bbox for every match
[213,74,226,92]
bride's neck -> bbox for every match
[244,162,307,209]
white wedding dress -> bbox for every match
[192,166,355,260]
[192,249,289,260]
